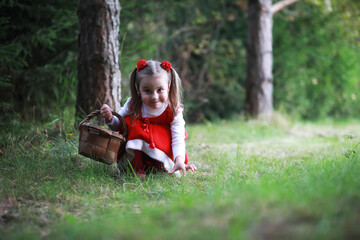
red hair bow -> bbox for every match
[161,60,171,72]
[137,59,147,71]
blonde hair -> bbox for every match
[129,60,183,121]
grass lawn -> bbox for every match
[1,117,360,239]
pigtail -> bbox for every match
[129,68,142,121]
[168,67,183,116]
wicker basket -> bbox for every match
[78,110,128,165]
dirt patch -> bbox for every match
[0,197,19,225]
[251,212,318,240]
[0,197,63,237]
[288,124,359,140]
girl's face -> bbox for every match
[138,74,170,109]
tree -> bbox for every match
[76,0,121,122]
[0,0,78,121]
[245,0,300,119]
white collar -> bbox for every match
[142,102,168,118]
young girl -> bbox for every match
[100,59,196,177]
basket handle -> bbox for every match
[78,110,128,138]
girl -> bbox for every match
[100,59,196,177]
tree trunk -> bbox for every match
[245,0,273,120]
[76,0,121,122]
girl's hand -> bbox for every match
[169,156,197,176]
[100,104,113,122]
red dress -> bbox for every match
[119,105,189,175]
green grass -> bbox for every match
[1,117,360,239]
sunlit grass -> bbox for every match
[0,118,360,239]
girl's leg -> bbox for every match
[130,150,146,176]
[129,151,166,177]
[142,153,166,174]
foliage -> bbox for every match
[273,0,360,119]
[119,0,247,122]
[1,0,359,123]
[1,119,360,239]
[0,0,78,123]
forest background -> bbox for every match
[1,0,360,239]
[0,0,359,128]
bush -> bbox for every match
[0,1,78,121]
[273,2,360,119]
[1,0,359,124]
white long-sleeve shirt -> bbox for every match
[106,97,186,160]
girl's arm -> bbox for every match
[103,97,131,131]
[170,109,186,161]
[169,109,197,176]
[105,115,121,131]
